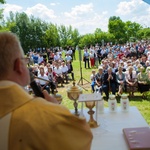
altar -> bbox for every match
[78,106,149,150]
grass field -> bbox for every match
[57,50,150,125]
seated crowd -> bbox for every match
[89,41,150,99]
[26,41,150,99]
[26,47,75,94]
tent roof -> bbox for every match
[143,0,150,5]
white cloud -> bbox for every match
[25,4,57,20]
[50,2,60,6]
[2,4,23,18]
[64,3,93,19]
[116,0,150,28]
[116,0,137,15]
[116,0,148,15]
[102,11,108,15]
[50,3,56,6]
[60,3,109,34]
[73,16,108,35]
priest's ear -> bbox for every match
[13,58,24,74]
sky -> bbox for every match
[1,0,150,35]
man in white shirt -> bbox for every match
[36,67,50,93]
[89,46,95,53]
[65,53,72,62]
[57,49,62,56]
[67,48,73,56]
[60,62,69,83]
[101,47,106,59]
[54,52,60,62]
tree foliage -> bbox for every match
[44,23,60,48]
[125,21,142,40]
[137,28,150,40]
[0,0,5,29]
[108,16,126,43]
[79,33,95,48]
[108,16,143,43]
[5,12,49,53]
[0,10,149,53]
[0,0,5,3]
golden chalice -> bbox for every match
[85,101,99,128]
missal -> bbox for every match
[123,127,150,150]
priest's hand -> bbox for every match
[42,90,59,104]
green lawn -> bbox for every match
[58,50,150,125]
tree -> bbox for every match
[94,28,103,44]
[0,0,5,3]
[43,23,60,48]
[0,0,5,29]
[70,28,80,48]
[2,8,148,52]
[66,25,74,46]
[109,16,121,22]
[58,25,68,49]
[13,12,31,52]
[27,16,48,50]
[58,25,78,48]
[125,21,142,41]
[137,28,150,40]
[5,12,49,53]
[108,16,126,43]
[79,33,95,48]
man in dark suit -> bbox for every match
[97,47,101,64]
[66,61,74,80]
[102,67,117,100]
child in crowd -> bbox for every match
[90,70,96,93]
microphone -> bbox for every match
[29,69,44,98]
[34,76,50,82]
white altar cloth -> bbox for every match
[82,106,149,150]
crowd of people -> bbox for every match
[25,41,150,99]
[1,31,150,150]
[26,47,75,94]
[88,42,150,99]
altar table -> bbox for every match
[80,106,149,150]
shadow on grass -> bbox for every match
[115,95,150,103]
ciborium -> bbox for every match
[85,101,99,128]
[67,81,82,116]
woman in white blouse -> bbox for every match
[116,66,126,96]
[125,66,138,97]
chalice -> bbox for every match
[85,101,99,128]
